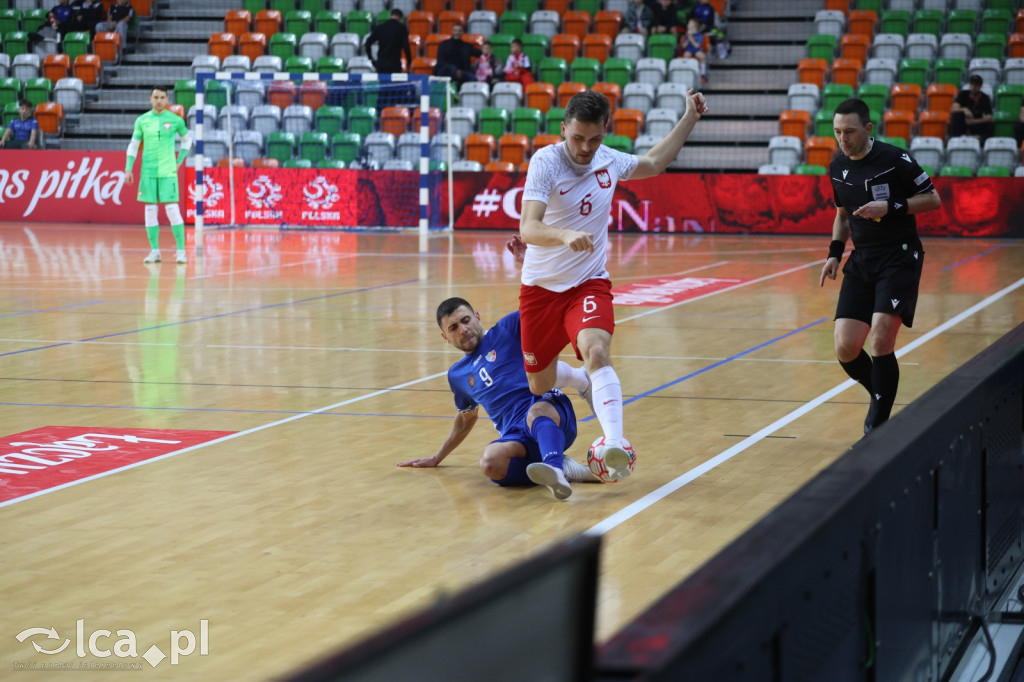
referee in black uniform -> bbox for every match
[819,98,942,434]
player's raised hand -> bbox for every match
[685,89,709,118]
[506,233,526,263]
[819,258,839,287]
[561,230,594,253]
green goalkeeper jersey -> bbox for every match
[127,110,188,178]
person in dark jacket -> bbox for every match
[365,9,412,74]
[433,23,480,86]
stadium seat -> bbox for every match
[806,33,837,61]
[411,56,435,76]
[0,9,20,37]
[380,106,410,137]
[768,135,802,169]
[251,106,283,139]
[280,103,312,135]
[813,109,834,137]
[831,58,862,88]
[393,131,420,164]
[424,33,447,61]
[219,103,250,131]
[344,10,373,38]
[187,104,216,131]
[939,34,972,62]
[612,108,642,139]
[346,55,374,74]
[1004,59,1024,86]
[283,158,312,168]
[787,83,820,113]
[968,59,1001,89]
[840,33,870,63]
[438,10,466,35]
[407,11,434,39]
[485,160,515,172]
[538,57,568,86]
[621,82,654,113]
[882,109,914,143]
[253,55,283,74]
[285,9,312,35]
[602,58,633,89]
[499,10,527,37]
[933,58,964,87]
[863,58,897,87]
[299,32,329,61]
[794,164,828,175]
[191,55,220,78]
[207,33,237,62]
[235,80,264,110]
[529,10,560,39]
[604,134,631,153]
[582,33,611,62]
[264,130,295,162]
[240,33,268,61]
[939,165,973,177]
[498,133,529,164]
[924,83,955,113]
[908,136,944,170]
[11,53,39,82]
[0,54,9,81]
[903,33,937,62]
[647,34,675,63]
[251,157,280,168]
[544,106,565,134]
[364,131,396,165]
[327,131,358,163]
[562,10,590,39]
[32,101,62,137]
[458,81,490,113]
[225,9,253,37]
[814,10,846,38]
[216,157,246,168]
[947,9,977,35]
[871,33,904,62]
[976,165,1010,177]
[847,9,877,38]
[982,137,1017,170]
[946,136,981,172]
[1010,34,1024,60]
[635,57,667,87]
[974,34,1004,62]
[639,108,671,138]
[592,82,620,112]
[917,109,950,141]
[804,136,836,168]
[911,8,941,36]
[632,133,657,156]
[255,9,283,36]
[521,33,549,66]
[757,163,791,175]
[222,55,252,74]
[42,54,70,85]
[857,83,887,117]
[779,109,812,141]
[468,10,498,37]
[232,130,263,164]
[613,33,644,62]
[3,31,29,58]
[817,82,848,114]
[24,78,51,108]
[798,58,828,89]
[667,58,700,90]
[446,106,476,139]
[551,33,580,63]
[525,81,555,112]
[315,10,343,37]
[492,82,523,110]
[655,82,687,116]
[53,77,83,115]
[285,55,313,72]
[328,32,359,60]
[557,81,586,108]
[72,54,101,88]
[593,11,622,39]
[889,83,920,114]
[430,132,463,163]
[897,58,929,88]
[269,32,298,60]
[465,132,496,164]
[451,160,483,171]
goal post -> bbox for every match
[191,70,454,251]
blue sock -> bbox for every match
[529,416,565,470]
[493,457,532,486]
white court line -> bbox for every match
[0,371,447,509]
[586,275,1024,537]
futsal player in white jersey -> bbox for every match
[517,88,708,478]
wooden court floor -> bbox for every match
[0,223,1021,680]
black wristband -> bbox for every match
[828,239,844,261]
[887,197,908,216]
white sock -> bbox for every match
[556,361,588,393]
[589,365,623,440]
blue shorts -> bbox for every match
[493,389,577,463]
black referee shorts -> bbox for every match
[835,242,925,328]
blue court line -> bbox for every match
[0,301,106,318]
[579,318,829,422]
[0,278,418,358]
[941,241,1015,272]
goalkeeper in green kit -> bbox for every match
[125,86,192,264]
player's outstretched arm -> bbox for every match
[819,208,850,287]
[520,200,594,252]
[632,89,709,180]
[397,407,479,468]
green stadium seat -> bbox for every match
[604,134,632,153]
[267,130,296,163]
[429,160,447,171]
[912,9,942,36]
[919,164,935,177]
[857,83,888,117]
[284,9,311,35]
[897,58,929,88]
[318,159,345,169]
[977,165,1010,178]
[806,34,837,61]
[538,56,567,86]
[428,80,455,113]
[0,77,22,109]
[934,58,964,87]
[544,106,565,135]
[331,131,361,162]
[976,34,1006,61]
[489,33,513,63]
[3,30,28,57]
[876,135,906,149]
[939,165,973,177]
[315,10,342,37]
[283,158,312,168]
[499,11,527,38]
[285,55,313,72]
[24,77,51,107]
[347,105,376,137]
[62,32,91,61]
[298,130,328,162]
[521,33,548,71]
[574,0,600,17]
[855,0,881,12]
[316,55,344,73]
[244,0,266,17]
[316,105,345,135]
[0,9,21,36]
[993,110,1017,138]
[946,9,976,35]
[512,107,542,137]
[647,34,675,62]
[271,0,297,13]
[174,79,196,111]
[513,0,539,15]
[269,32,298,60]
[570,57,600,87]
[302,0,325,15]
[814,109,833,138]
[204,80,232,109]
[376,10,390,26]
[345,10,373,38]
[981,9,1011,35]
[602,57,633,89]
[2,101,20,127]
[794,164,828,175]
[479,107,510,138]
[879,10,909,37]
[823,83,854,113]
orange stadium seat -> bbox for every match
[267,80,297,108]
[168,104,186,119]
[130,0,153,17]
[254,9,282,37]
[925,83,956,113]
[43,54,70,84]
[1018,9,1024,33]
[499,133,529,164]
[465,133,496,164]
[613,108,642,139]
[831,58,862,88]
[918,109,950,141]
[551,33,580,63]
[882,108,914,143]
[804,136,837,167]
[798,58,828,89]
[421,0,446,15]
[779,109,811,141]
[73,54,101,86]
[532,133,561,152]
[582,33,611,62]
[408,34,422,58]
[890,83,921,114]
[413,107,443,136]
[300,80,327,110]
[525,81,555,112]
[439,11,466,35]
[208,32,237,61]
[252,157,280,168]
[557,81,586,107]
[452,0,476,15]
[518,160,530,171]
[412,57,435,75]
[224,9,252,38]
[482,0,507,15]
[840,33,869,64]
[425,34,448,60]
[240,32,267,61]
[824,0,848,10]
[593,11,622,38]
[545,0,570,15]
[563,11,591,39]
[1009,33,1024,59]
[93,31,122,63]
[485,160,515,172]
[463,32,484,50]
[592,82,620,113]
[381,106,411,137]
[34,102,63,135]
[218,157,246,167]
[847,10,877,38]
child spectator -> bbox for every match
[623,0,653,38]
[0,100,40,149]
[676,18,707,81]
[475,41,503,87]
[504,38,534,86]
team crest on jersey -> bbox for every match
[523,352,537,366]
[486,350,496,362]
[468,375,476,388]
[163,122,171,131]
[595,169,611,189]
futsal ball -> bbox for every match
[587,436,636,483]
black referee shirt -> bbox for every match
[365,19,411,73]
[830,139,935,250]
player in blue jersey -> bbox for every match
[397,297,599,500]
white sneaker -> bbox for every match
[143,249,161,263]
[175,250,187,264]
[527,462,573,500]
[578,369,595,416]
[601,440,633,482]
[563,456,600,483]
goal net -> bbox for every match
[188,71,454,241]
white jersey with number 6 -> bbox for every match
[520,141,638,293]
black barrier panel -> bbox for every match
[596,323,1024,682]
[284,533,601,682]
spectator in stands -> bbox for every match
[46,0,76,38]
[365,9,411,75]
[650,0,682,35]
[95,0,133,44]
[434,22,481,87]
[689,0,715,32]
[72,0,105,36]
[623,0,654,38]
[503,37,534,86]
[1014,105,1024,151]
[475,40,503,88]
[675,18,707,82]
[0,100,40,150]
[950,74,994,143]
